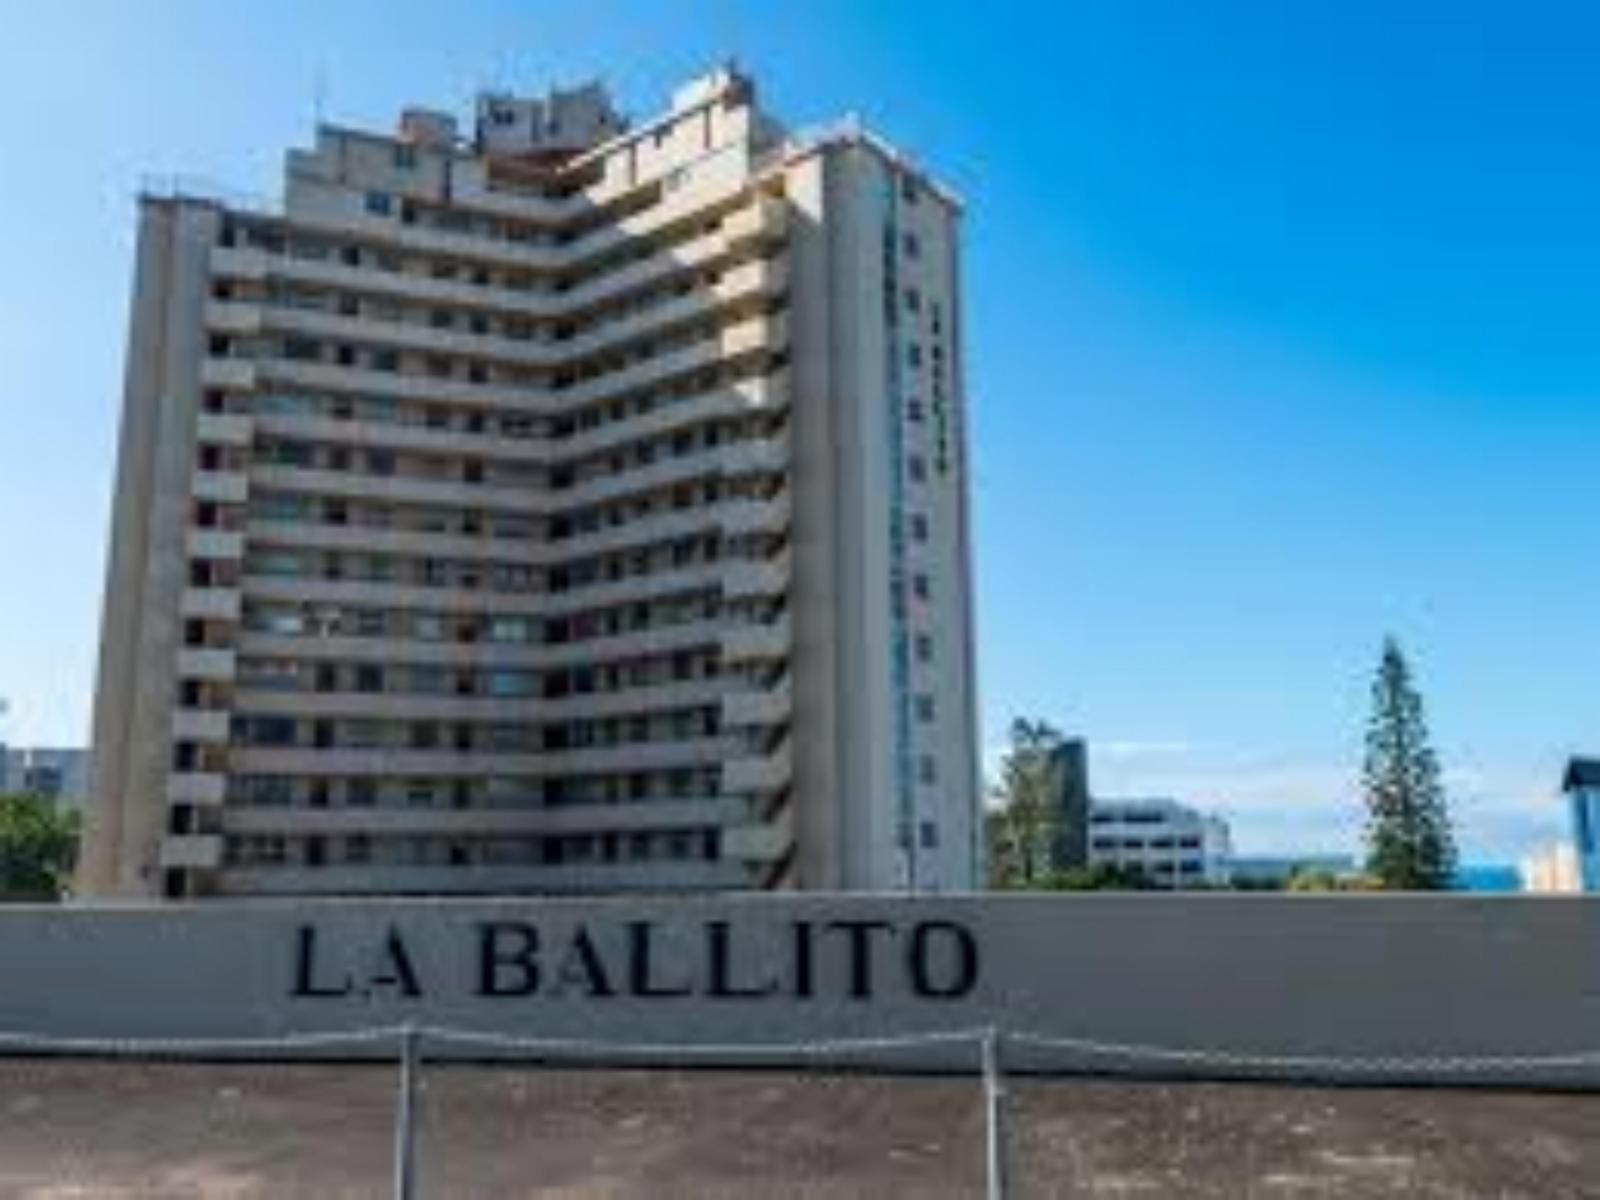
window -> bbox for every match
[918,755,937,784]
[915,693,935,722]
[905,287,922,313]
[245,716,297,747]
[365,191,392,216]
[908,455,927,483]
[393,144,417,170]
[910,513,930,542]
[485,670,535,698]
[902,231,920,258]
[488,616,532,643]
[914,633,933,663]
[912,573,930,600]
[906,343,923,369]
[919,820,939,848]
[907,399,925,423]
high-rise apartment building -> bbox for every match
[79,68,980,900]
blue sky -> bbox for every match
[2,1,1596,860]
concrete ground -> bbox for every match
[0,1060,1594,1198]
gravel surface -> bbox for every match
[0,1060,1593,1198]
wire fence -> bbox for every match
[0,1024,1596,1198]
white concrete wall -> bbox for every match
[4,896,1598,1087]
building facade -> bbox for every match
[1047,738,1090,872]
[0,747,89,810]
[1088,798,1233,888]
[80,68,980,900]
[1561,757,1600,892]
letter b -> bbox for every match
[478,922,540,996]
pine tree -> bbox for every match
[1362,637,1457,889]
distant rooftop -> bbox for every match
[1562,757,1600,791]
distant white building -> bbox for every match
[0,747,89,811]
[1088,798,1232,888]
[1520,843,1583,894]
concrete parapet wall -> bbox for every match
[5,895,1596,1087]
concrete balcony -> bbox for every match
[172,708,231,743]
[215,859,749,896]
[238,631,547,670]
[261,360,542,414]
[562,227,730,314]
[554,312,788,411]
[222,796,742,839]
[723,196,789,250]
[186,529,245,560]
[446,165,590,223]
[209,245,270,283]
[229,736,735,778]
[191,469,249,504]
[718,432,790,476]
[213,227,738,328]
[160,835,225,870]
[533,622,727,672]
[251,248,550,318]
[560,370,790,458]
[720,616,792,663]
[720,681,792,728]
[721,311,789,357]
[176,647,237,682]
[246,518,526,564]
[195,411,254,447]
[722,738,793,796]
[540,562,724,617]
[554,258,788,365]
[247,464,544,514]
[719,492,791,536]
[231,688,539,723]
[559,442,743,510]
[555,337,724,410]
[167,772,226,805]
[179,586,242,622]
[723,804,795,863]
[204,299,263,336]
[241,574,543,617]
[199,357,256,390]
[721,551,791,599]
[253,412,548,464]
[260,305,549,369]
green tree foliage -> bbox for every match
[1361,638,1457,890]
[986,719,1081,888]
[1037,863,1156,891]
[0,793,81,901]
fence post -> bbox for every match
[982,1027,1008,1200]
[394,1023,420,1200]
